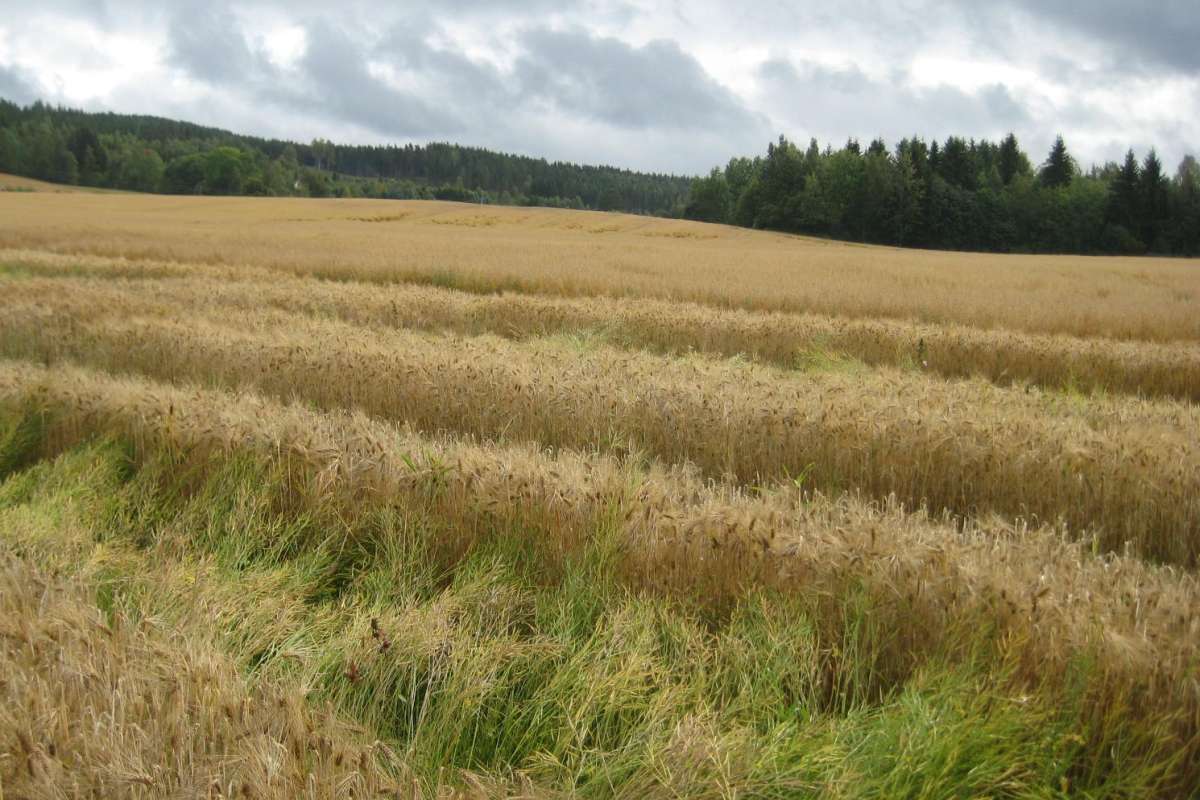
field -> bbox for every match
[2,182,1200,797]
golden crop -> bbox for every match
[0,557,411,798]
[2,297,1197,565]
[2,188,1199,794]
[6,251,1200,401]
[3,360,1197,688]
[2,191,1198,341]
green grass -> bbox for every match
[0,404,48,481]
[795,344,869,374]
[0,412,1187,797]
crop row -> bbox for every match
[5,250,1200,401]
[8,379,1198,796]
[2,359,1196,712]
[0,301,1197,565]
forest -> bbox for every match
[685,134,1200,255]
[0,99,692,215]
[2,97,1197,255]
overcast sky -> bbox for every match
[1,0,1196,175]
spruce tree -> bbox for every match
[802,138,821,175]
[997,133,1024,185]
[1038,135,1075,188]
[1172,156,1200,255]
[1106,150,1140,230]
[939,136,976,190]
[1139,149,1169,250]
[683,168,731,223]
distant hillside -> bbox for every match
[0,99,693,215]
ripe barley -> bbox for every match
[0,304,1195,564]
[1,359,1197,706]
[7,260,1199,400]
[1,187,1198,342]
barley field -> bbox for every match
[2,184,1199,798]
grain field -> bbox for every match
[2,185,1198,797]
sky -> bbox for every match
[0,0,1197,176]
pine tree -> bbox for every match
[67,127,108,185]
[1039,135,1075,188]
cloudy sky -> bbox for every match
[1,0,1196,175]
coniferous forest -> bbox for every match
[2,98,1197,255]
[686,134,1200,255]
[0,99,692,215]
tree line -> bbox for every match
[0,99,692,215]
[3,98,1196,255]
[685,134,1200,255]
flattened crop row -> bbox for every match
[1,303,1197,566]
[2,359,1197,718]
[0,558,407,798]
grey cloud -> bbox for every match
[373,23,509,108]
[167,5,261,83]
[3,0,1193,173]
[161,7,470,139]
[515,28,765,132]
[0,64,40,105]
[159,9,766,149]
[64,0,172,30]
[292,22,467,138]
[1036,53,1096,85]
[978,84,1027,125]
[1010,0,1200,73]
[757,57,1031,147]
